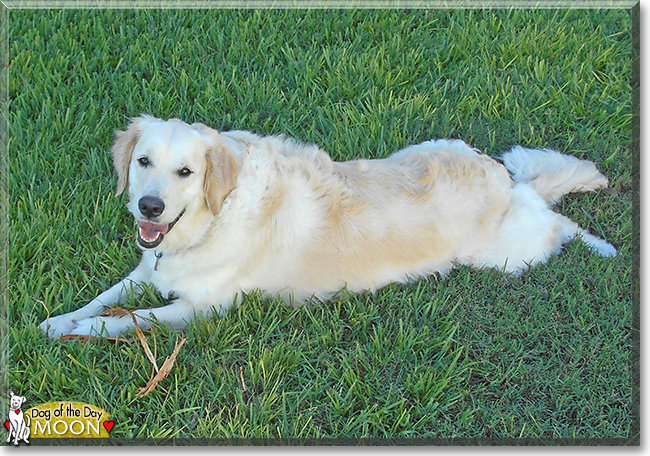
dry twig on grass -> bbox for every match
[35,299,50,337]
[240,365,248,393]
[128,311,159,373]
[239,365,254,404]
[100,307,132,317]
[136,337,187,398]
[53,305,186,398]
[59,334,124,344]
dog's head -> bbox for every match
[112,115,240,251]
[9,392,26,411]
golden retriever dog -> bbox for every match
[40,115,616,338]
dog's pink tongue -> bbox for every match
[138,221,169,240]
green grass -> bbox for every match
[5,8,637,443]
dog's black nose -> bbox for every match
[138,196,165,219]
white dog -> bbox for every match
[40,115,616,338]
[7,392,30,445]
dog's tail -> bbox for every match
[500,146,609,204]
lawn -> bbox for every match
[4,7,638,444]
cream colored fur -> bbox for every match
[39,115,616,338]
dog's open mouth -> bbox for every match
[137,209,185,249]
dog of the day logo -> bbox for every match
[5,393,113,443]
[5,392,30,445]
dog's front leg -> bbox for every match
[13,423,22,446]
[39,261,152,338]
[68,298,215,338]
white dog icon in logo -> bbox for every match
[6,392,30,446]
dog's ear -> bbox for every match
[20,396,26,406]
[112,116,148,196]
[203,131,241,216]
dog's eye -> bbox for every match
[178,167,193,177]
[137,157,150,167]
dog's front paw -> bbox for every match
[70,316,133,338]
[39,314,80,339]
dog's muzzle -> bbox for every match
[137,208,185,249]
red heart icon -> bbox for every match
[14,410,19,414]
[103,421,114,433]
[4,421,9,430]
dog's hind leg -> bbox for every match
[22,416,30,444]
[500,147,615,257]
[555,213,617,258]
[469,182,615,273]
